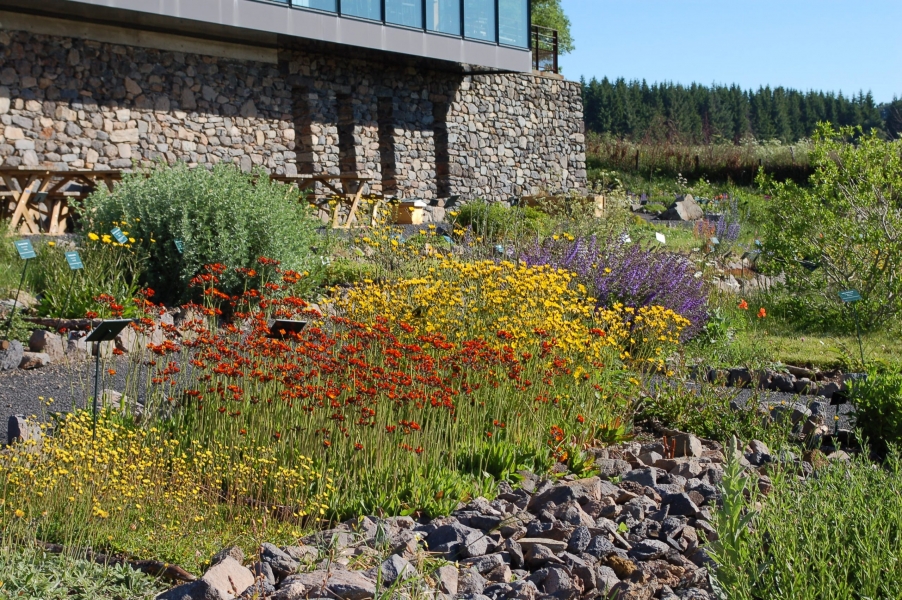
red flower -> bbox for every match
[738,299,749,310]
[757,307,767,318]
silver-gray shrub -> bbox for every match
[79,163,322,304]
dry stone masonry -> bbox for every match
[0,28,586,204]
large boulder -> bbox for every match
[660,194,704,221]
[29,330,65,361]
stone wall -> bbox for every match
[0,26,586,204]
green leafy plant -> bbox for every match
[592,416,635,447]
[710,448,902,599]
[709,437,758,596]
[28,238,144,319]
[78,162,323,305]
[850,371,902,452]
[757,124,902,331]
[453,200,552,242]
[638,381,786,447]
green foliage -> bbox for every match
[530,0,574,54]
[0,235,28,296]
[592,416,635,447]
[850,371,902,452]
[638,382,786,448]
[454,201,552,241]
[708,437,758,596]
[757,124,902,331]
[456,437,550,482]
[78,163,323,305]
[0,546,164,600]
[28,239,144,318]
[710,449,902,599]
[318,257,376,288]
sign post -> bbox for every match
[84,319,132,438]
[5,240,36,340]
[838,290,865,366]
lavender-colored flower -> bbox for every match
[523,234,709,338]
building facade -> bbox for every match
[0,0,586,203]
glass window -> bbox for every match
[341,0,381,20]
[464,0,495,42]
[386,0,423,28]
[426,0,461,35]
[291,0,337,10]
[498,0,527,47]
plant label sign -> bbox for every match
[14,240,35,260]
[620,233,632,244]
[655,232,666,244]
[65,251,84,270]
[710,237,720,246]
[174,239,184,254]
[110,227,128,244]
[838,290,862,303]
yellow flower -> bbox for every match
[88,233,99,241]
[14,509,24,518]
[47,241,56,247]
[128,238,136,243]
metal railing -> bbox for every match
[531,24,558,74]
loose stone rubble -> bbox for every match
[157,431,845,600]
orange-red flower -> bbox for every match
[757,307,767,318]
[738,299,749,310]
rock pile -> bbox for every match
[701,366,853,400]
[160,432,742,600]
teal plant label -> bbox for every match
[13,240,35,260]
[174,239,184,254]
[65,251,84,270]
[710,237,719,245]
[110,227,128,244]
[838,290,862,303]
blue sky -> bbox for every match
[559,0,901,103]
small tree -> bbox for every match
[531,0,575,55]
[757,123,902,330]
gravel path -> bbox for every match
[0,355,131,441]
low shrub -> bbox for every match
[77,163,323,305]
[850,371,902,452]
[0,545,163,600]
[453,200,552,241]
[712,447,902,598]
